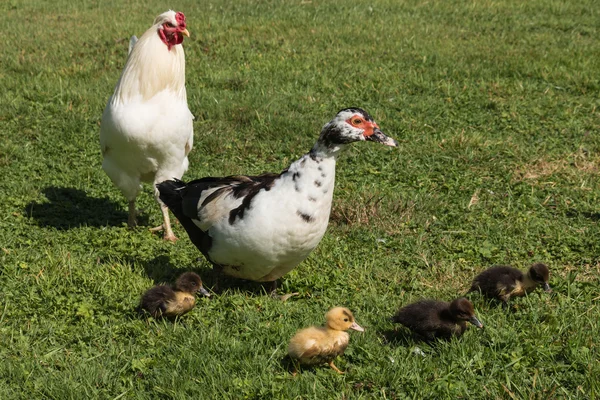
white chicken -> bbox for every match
[100,10,193,241]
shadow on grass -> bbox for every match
[279,355,299,375]
[24,186,148,229]
[565,208,600,221]
[138,254,296,298]
[278,355,337,376]
[135,254,208,285]
[214,275,283,297]
[381,328,417,347]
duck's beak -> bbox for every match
[543,282,552,292]
[469,316,483,328]
[350,321,365,332]
[198,286,211,297]
[365,128,398,147]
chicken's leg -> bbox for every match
[127,200,138,228]
[150,203,177,241]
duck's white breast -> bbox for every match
[208,157,336,281]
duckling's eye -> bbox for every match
[343,318,349,322]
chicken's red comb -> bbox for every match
[175,12,186,27]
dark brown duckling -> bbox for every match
[469,262,551,303]
[392,297,483,341]
[140,272,210,318]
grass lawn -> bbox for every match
[1,0,599,398]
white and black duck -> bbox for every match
[157,108,397,295]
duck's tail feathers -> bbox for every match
[157,179,187,213]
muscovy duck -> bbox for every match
[157,107,397,294]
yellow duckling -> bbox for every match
[288,307,364,374]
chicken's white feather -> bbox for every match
[128,35,138,55]
[100,10,193,240]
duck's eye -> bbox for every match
[343,318,349,322]
[353,118,362,125]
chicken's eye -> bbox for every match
[165,22,175,28]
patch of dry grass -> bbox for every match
[514,149,599,182]
[330,192,415,235]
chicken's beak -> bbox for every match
[198,286,211,297]
[365,128,398,147]
[469,316,484,328]
[181,28,190,37]
[543,282,552,292]
[350,322,365,332]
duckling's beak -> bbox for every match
[365,128,398,147]
[350,322,365,332]
[543,282,552,292]
[198,286,211,297]
[469,316,483,328]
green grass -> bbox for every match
[1,0,599,398]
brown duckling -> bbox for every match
[140,272,210,318]
[469,262,551,303]
[392,297,483,341]
[288,307,364,374]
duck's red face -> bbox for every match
[159,12,190,50]
[346,114,379,138]
[345,113,397,147]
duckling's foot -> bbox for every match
[276,292,300,302]
[328,361,344,374]
[267,280,298,301]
